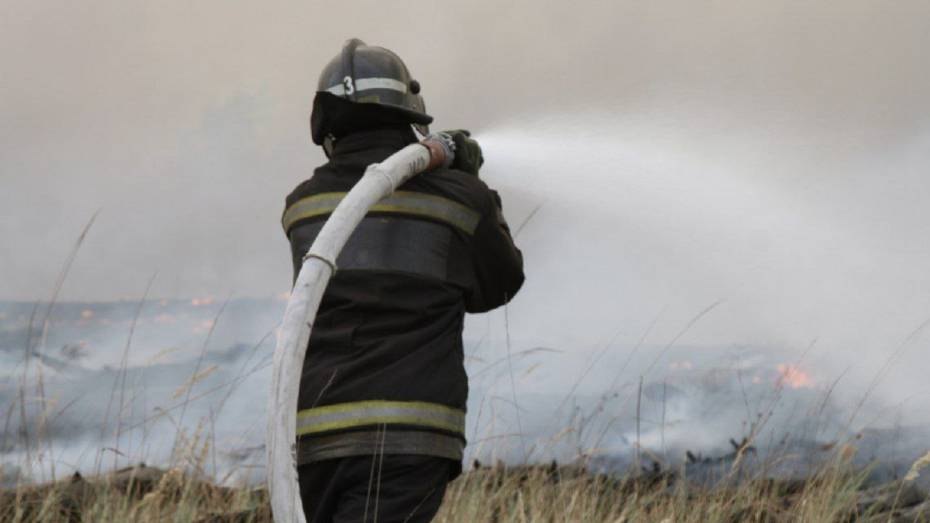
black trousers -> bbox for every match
[298,455,455,523]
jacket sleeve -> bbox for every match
[465,189,525,313]
[284,201,306,286]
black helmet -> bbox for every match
[311,39,433,148]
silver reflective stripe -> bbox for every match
[283,191,480,235]
[296,430,464,464]
[296,400,466,436]
[325,77,408,96]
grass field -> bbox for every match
[2,449,929,522]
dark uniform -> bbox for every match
[283,127,524,522]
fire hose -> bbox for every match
[267,134,456,522]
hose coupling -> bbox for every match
[421,132,456,171]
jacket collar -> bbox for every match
[330,127,418,157]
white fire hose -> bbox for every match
[267,135,455,522]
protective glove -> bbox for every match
[442,129,484,176]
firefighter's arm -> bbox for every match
[283,196,303,285]
[465,189,525,313]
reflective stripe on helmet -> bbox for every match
[325,77,408,96]
[282,191,480,235]
[296,400,466,436]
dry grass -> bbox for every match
[2,451,929,522]
[0,464,268,523]
[435,457,928,523]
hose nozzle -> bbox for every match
[421,132,456,171]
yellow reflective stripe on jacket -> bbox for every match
[281,192,345,229]
[296,400,466,437]
[370,192,480,235]
[282,191,480,235]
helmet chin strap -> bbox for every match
[411,123,427,141]
[323,133,336,158]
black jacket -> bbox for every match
[283,128,524,466]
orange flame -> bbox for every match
[191,297,215,306]
[776,364,814,389]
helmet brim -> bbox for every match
[311,92,434,145]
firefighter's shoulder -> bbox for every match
[412,167,499,220]
[284,165,353,209]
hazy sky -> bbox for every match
[4,2,930,413]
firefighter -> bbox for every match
[282,39,525,522]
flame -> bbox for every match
[80,309,94,320]
[776,363,814,389]
[191,297,215,306]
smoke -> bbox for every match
[0,299,281,486]
[470,111,930,427]
[454,109,930,472]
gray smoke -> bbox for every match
[0,300,281,485]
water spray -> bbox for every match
[266,134,455,522]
